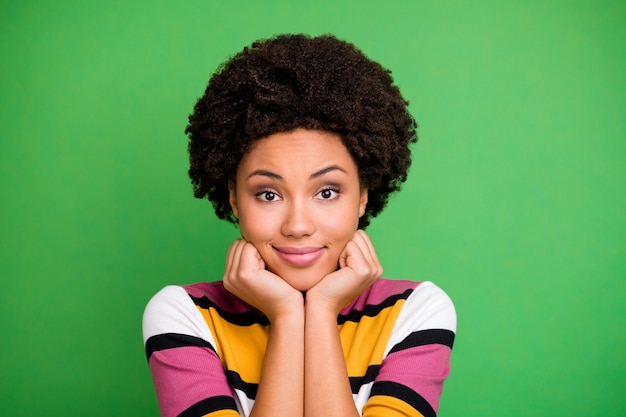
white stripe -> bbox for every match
[383,281,456,357]
[142,285,217,351]
[354,380,375,416]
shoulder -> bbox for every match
[403,281,456,333]
[351,279,455,329]
[385,280,456,352]
[343,278,420,313]
[142,281,239,344]
[341,279,455,335]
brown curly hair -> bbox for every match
[186,34,417,229]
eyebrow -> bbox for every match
[246,165,348,180]
[310,165,347,178]
[246,169,283,180]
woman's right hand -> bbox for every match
[223,239,303,322]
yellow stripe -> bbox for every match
[362,395,425,417]
[195,296,407,382]
[197,306,269,383]
[339,299,406,376]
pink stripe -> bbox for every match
[149,345,233,417]
[186,280,420,316]
[341,279,421,314]
[184,281,253,314]
[376,344,451,413]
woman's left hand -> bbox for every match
[307,230,382,315]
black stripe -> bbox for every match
[189,294,270,327]
[349,364,380,393]
[370,381,436,417]
[225,370,259,399]
[388,329,455,355]
[178,395,238,417]
[145,333,216,360]
[337,289,413,325]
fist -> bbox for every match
[308,230,382,314]
[223,239,303,321]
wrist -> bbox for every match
[267,292,305,324]
[304,291,343,319]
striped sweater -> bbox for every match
[143,279,456,417]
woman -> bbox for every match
[143,34,456,417]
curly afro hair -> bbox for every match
[186,33,417,229]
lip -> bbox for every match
[273,246,325,267]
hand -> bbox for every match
[223,239,303,322]
[307,230,382,315]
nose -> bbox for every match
[280,199,315,238]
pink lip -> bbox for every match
[274,246,325,267]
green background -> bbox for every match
[1,1,624,416]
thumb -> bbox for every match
[241,242,265,271]
[338,240,357,269]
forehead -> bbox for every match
[238,129,357,174]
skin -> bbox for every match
[224,128,383,417]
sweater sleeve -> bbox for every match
[142,285,241,417]
[362,282,456,417]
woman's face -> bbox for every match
[229,128,368,291]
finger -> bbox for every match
[224,239,246,295]
[240,241,264,273]
[224,239,241,278]
[228,239,247,281]
[361,231,382,275]
[338,238,356,268]
[351,231,383,279]
[340,238,368,272]
[353,230,376,261]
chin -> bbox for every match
[274,267,331,292]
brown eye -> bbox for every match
[317,188,338,200]
[256,190,280,202]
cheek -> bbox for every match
[320,206,359,241]
[237,208,276,243]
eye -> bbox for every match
[261,191,277,201]
[316,188,339,200]
[257,190,280,202]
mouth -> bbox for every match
[273,246,325,267]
